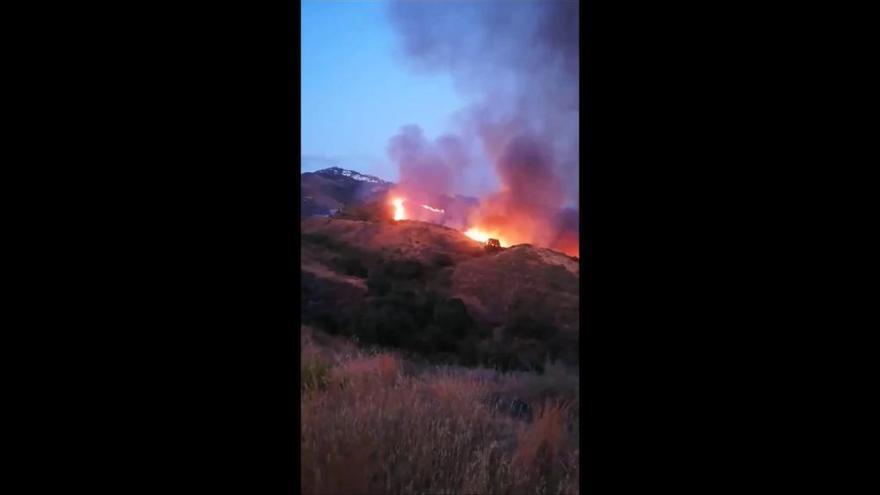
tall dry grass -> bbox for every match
[300,328,580,495]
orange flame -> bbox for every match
[464,227,508,247]
[391,197,406,221]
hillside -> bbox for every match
[300,167,392,218]
[300,166,483,225]
[451,245,579,334]
[303,216,484,262]
[301,216,580,370]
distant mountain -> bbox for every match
[313,167,390,184]
[300,167,481,220]
[301,167,393,218]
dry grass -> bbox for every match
[301,328,580,495]
[511,400,578,492]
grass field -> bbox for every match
[301,326,580,495]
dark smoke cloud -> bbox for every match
[387,0,580,254]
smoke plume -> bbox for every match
[387,125,470,205]
[386,0,580,255]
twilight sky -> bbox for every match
[301,0,467,183]
[302,0,579,212]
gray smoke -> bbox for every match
[387,124,470,204]
[387,0,580,254]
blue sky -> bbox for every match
[301,0,467,182]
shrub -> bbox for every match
[432,253,454,267]
[512,399,573,483]
[432,297,473,338]
[312,310,341,334]
[302,359,332,393]
[380,310,418,347]
[335,202,380,221]
[424,324,458,353]
[486,348,519,371]
[332,256,368,278]
[355,304,419,348]
[366,272,391,295]
[302,233,331,246]
[385,259,424,280]
[456,336,483,366]
[504,313,559,341]
[546,334,578,364]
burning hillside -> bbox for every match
[299,165,578,257]
[302,0,581,257]
[385,190,577,257]
[388,193,509,248]
[299,2,581,492]
[382,0,580,257]
[301,215,580,341]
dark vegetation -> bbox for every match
[332,200,389,222]
[300,168,391,218]
[302,234,577,372]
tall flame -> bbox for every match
[392,197,406,221]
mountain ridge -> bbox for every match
[301,166,481,219]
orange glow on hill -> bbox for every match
[464,227,508,247]
[389,194,576,257]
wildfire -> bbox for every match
[421,204,444,213]
[393,194,510,248]
[391,195,445,221]
[392,197,406,221]
[464,227,508,247]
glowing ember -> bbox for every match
[464,227,507,247]
[421,204,444,213]
[392,197,406,220]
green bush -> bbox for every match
[302,360,332,393]
[485,348,519,371]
